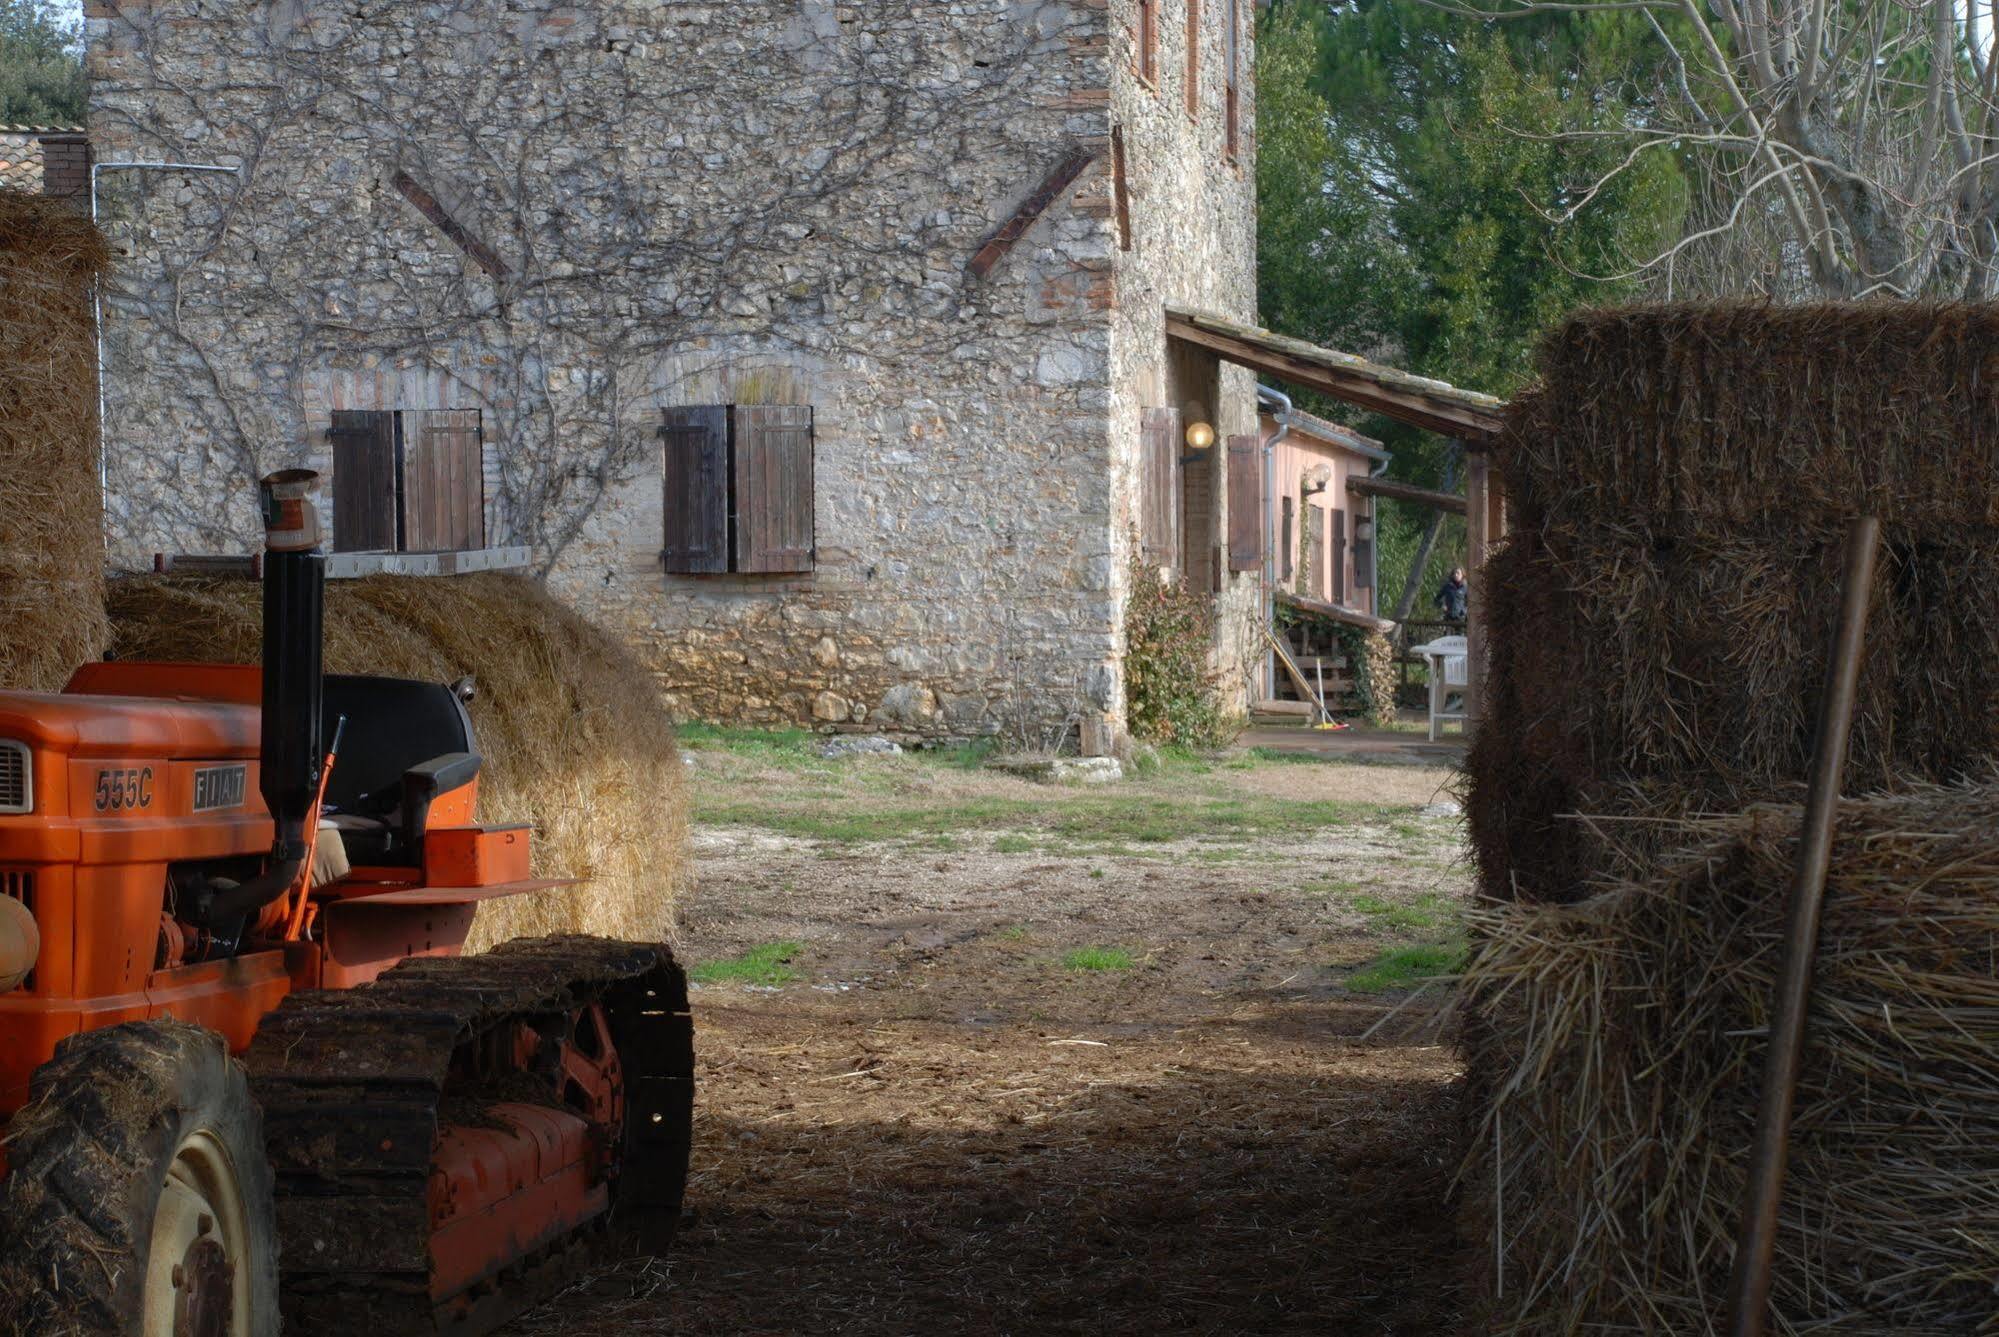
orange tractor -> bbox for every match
[0,472,694,1335]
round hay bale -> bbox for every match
[107,573,687,951]
[0,196,112,690]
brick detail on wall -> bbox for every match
[38,135,91,201]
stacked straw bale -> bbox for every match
[108,574,687,952]
[1471,304,1999,904]
[1464,782,1999,1334]
[0,197,111,690]
[1463,303,1999,1330]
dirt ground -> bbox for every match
[513,737,1471,1335]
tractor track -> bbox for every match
[244,935,693,1335]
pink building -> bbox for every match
[1258,408,1389,615]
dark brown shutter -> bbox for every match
[327,411,397,553]
[1185,0,1201,117]
[1303,503,1325,599]
[403,409,485,552]
[660,406,730,573]
[1280,496,1294,583]
[1223,0,1241,158]
[1226,434,1261,571]
[1140,406,1180,567]
[1331,507,1348,603]
[733,404,815,573]
[1354,510,1374,592]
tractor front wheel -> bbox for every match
[0,1019,279,1337]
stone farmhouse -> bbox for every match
[86,0,1271,745]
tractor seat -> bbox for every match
[319,675,483,866]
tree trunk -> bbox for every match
[1390,448,1460,622]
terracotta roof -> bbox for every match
[0,133,44,193]
[1167,308,1508,443]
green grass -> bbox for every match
[1350,892,1457,933]
[1344,943,1466,993]
[996,924,1029,942]
[992,833,1039,854]
[694,793,1396,846]
[689,941,804,986]
[1062,946,1135,972]
[1247,746,1340,766]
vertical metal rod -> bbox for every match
[1724,515,1881,1336]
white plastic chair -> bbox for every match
[1410,634,1468,741]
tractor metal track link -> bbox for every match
[243,935,694,1335]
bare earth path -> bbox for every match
[513,739,1470,1335]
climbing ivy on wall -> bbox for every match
[1123,557,1242,750]
[1333,622,1396,728]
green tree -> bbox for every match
[1255,1,1686,616]
[0,0,84,126]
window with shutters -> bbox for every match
[659,404,815,575]
[326,409,486,554]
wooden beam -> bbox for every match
[968,148,1098,279]
[1265,628,1330,723]
[1165,312,1507,444]
[1275,589,1397,634]
[391,170,511,278]
[1347,475,1468,515]
[1464,447,1490,729]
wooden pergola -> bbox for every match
[1166,308,1510,723]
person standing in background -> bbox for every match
[1435,567,1468,623]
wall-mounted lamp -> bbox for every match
[1355,519,1374,541]
[1181,402,1216,463]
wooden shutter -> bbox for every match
[660,406,730,574]
[733,404,815,573]
[1185,0,1201,117]
[1331,507,1348,603]
[327,411,397,553]
[1223,0,1241,158]
[1226,434,1261,571]
[402,409,485,552]
[1140,406,1181,567]
[1354,507,1374,593]
[1303,503,1325,599]
[1280,496,1294,582]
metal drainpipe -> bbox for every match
[90,161,242,539]
[1256,384,1293,700]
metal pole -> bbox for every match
[1724,514,1881,1337]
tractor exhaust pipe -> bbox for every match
[200,470,325,929]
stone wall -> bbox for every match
[85,0,1257,741]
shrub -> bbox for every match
[1123,559,1241,749]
